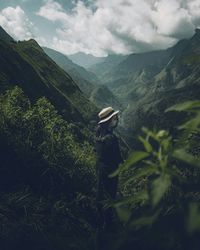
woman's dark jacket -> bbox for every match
[95,129,123,200]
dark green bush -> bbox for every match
[0,86,97,250]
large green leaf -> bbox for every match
[109,151,149,177]
[177,114,200,131]
[124,165,158,186]
[187,203,200,234]
[130,209,161,229]
[116,206,132,223]
[173,149,200,167]
[152,174,171,206]
[165,100,200,112]
[112,190,149,207]
[138,136,153,152]
[161,137,172,152]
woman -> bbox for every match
[95,106,123,234]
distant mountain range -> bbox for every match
[89,54,128,83]
[68,52,105,68]
[43,47,122,110]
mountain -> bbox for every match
[89,54,128,83]
[97,30,199,104]
[0,26,14,43]
[0,28,97,122]
[122,29,200,146]
[43,47,100,97]
[43,47,122,110]
[90,84,122,110]
[94,49,172,103]
[0,27,99,249]
[68,52,105,68]
[153,30,200,91]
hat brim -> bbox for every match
[98,110,119,124]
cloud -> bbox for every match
[37,0,69,22]
[187,0,200,26]
[0,6,34,40]
[37,0,199,56]
[151,0,195,39]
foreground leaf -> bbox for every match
[130,209,161,229]
[187,203,200,234]
[173,149,200,167]
[123,165,158,186]
[165,100,200,112]
[112,190,149,207]
[151,174,171,206]
[138,136,153,152]
[116,206,132,224]
[110,151,149,177]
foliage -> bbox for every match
[111,100,200,250]
[0,86,96,187]
[1,86,200,250]
[0,86,97,249]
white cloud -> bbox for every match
[0,6,34,40]
[37,0,199,56]
[151,0,194,39]
[37,0,69,23]
[187,0,200,27]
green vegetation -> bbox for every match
[109,100,200,250]
[1,91,200,250]
[0,86,97,250]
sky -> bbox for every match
[0,0,200,57]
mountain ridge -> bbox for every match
[0,28,97,122]
[43,46,122,110]
[0,26,14,43]
[123,30,200,146]
[68,51,105,68]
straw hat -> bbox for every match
[98,107,119,124]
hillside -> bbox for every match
[0,27,100,250]
[0,29,97,122]
[122,29,200,146]
[90,84,122,110]
[0,26,14,43]
[42,47,100,97]
[96,49,172,103]
[43,47,122,110]
[89,54,128,86]
[154,30,200,91]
